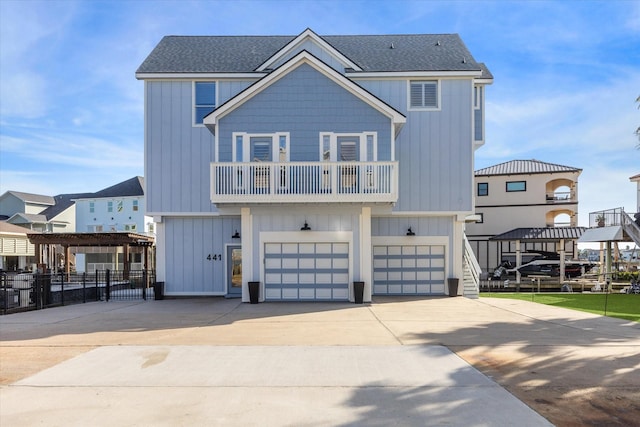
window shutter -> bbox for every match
[252,141,271,161]
[410,81,437,108]
[423,83,437,107]
[410,83,422,107]
[340,142,357,161]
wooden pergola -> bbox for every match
[27,232,155,274]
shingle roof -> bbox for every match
[4,191,54,206]
[75,176,145,199]
[0,221,35,235]
[9,213,48,224]
[490,227,587,241]
[137,33,488,75]
[40,193,93,220]
[475,160,582,176]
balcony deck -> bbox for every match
[210,161,398,204]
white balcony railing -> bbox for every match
[210,161,398,203]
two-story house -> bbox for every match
[136,29,492,301]
[0,191,79,233]
[466,159,584,276]
[72,176,153,273]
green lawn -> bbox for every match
[481,293,640,322]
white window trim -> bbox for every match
[318,132,377,162]
[407,79,441,111]
[193,81,218,127]
[474,85,482,110]
[232,132,290,162]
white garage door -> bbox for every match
[373,245,446,295]
[264,242,350,301]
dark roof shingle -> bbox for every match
[137,33,487,75]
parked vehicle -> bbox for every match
[493,251,595,278]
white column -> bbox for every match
[241,207,253,302]
[360,207,372,302]
[154,216,166,282]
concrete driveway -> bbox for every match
[1,296,638,426]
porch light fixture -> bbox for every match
[301,221,311,231]
[406,227,415,236]
[232,230,240,239]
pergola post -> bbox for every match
[123,243,130,280]
[64,245,71,274]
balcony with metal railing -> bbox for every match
[210,161,398,204]
[545,191,575,203]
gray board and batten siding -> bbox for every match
[145,77,475,215]
[357,78,474,213]
[145,79,253,214]
[162,216,240,295]
[217,64,392,162]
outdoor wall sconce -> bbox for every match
[232,230,240,239]
[301,221,311,231]
[406,227,415,236]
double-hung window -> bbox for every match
[409,80,439,109]
[194,82,216,125]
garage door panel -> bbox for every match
[264,242,349,301]
[373,244,445,296]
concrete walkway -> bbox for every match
[1,296,638,426]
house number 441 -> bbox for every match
[207,254,222,261]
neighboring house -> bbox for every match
[136,29,492,301]
[466,159,584,275]
[72,176,153,273]
[0,191,80,233]
[0,221,36,271]
[74,176,151,234]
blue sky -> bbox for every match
[1,0,639,227]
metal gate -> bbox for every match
[101,270,156,301]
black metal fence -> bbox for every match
[0,270,156,315]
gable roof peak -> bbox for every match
[256,28,362,72]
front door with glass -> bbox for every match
[227,246,242,297]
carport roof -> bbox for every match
[490,227,587,242]
[28,232,154,247]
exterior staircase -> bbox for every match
[621,210,640,247]
[463,234,481,299]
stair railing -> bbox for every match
[463,234,481,294]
